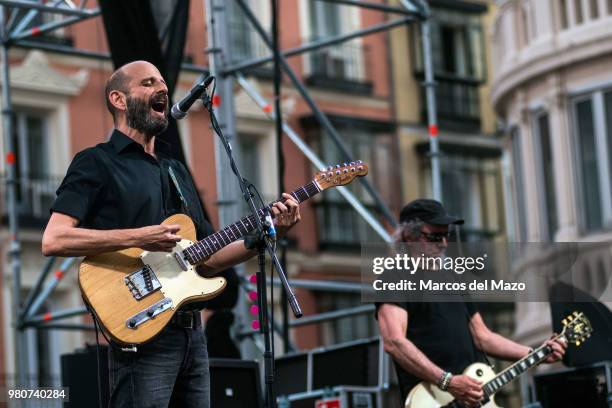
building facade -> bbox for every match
[389,0,527,406]
[390,0,504,242]
[492,0,612,400]
[0,0,401,385]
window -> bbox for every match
[511,128,528,241]
[608,0,612,14]
[306,1,368,86]
[309,1,342,37]
[414,8,485,81]
[559,0,569,29]
[226,0,270,68]
[421,149,503,241]
[590,0,600,19]
[575,0,584,24]
[237,133,266,214]
[519,3,532,45]
[307,119,398,248]
[534,113,558,241]
[3,110,56,224]
[576,99,602,230]
[412,8,485,130]
[572,92,612,233]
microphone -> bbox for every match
[170,75,214,120]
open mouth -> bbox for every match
[150,97,167,114]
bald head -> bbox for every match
[104,61,162,122]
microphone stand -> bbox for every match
[201,89,302,408]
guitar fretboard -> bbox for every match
[483,341,557,397]
[181,180,321,265]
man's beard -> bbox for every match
[125,95,168,136]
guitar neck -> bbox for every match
[483,335,563,397]
[181,180,321,265]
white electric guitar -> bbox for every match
[405,311,592,408]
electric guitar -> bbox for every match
[405,311,593,408]
[79,161,368,345]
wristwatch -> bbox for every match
[438,371,453,391]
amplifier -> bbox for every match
[275,337,382,397]
[60,345,109,408]
[209,358,262,408]
[533,361,612,408]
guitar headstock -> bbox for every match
[561,311,593,346]
[314,161,368,191]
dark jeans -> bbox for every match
[108,325,210,408]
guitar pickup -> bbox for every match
[126,298,173,330]
[124,265,162,300]
[174,252,189,271]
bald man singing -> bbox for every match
[42,61,301,407]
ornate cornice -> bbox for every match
[5,50,88,96]
[492,25,612,112]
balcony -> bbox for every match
[0,174,61,228]
[315,200,382,250]
[228,20,273,77]
[305,38,372,95]
[420,74,481,132]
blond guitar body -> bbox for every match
[77,162,371,345]
[79,214,227,345]
[405,363,500,408]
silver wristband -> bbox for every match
[438,371,453,391]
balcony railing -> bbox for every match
[315,200,382,249]
[419,75,481,131]
[0,174,62,227]
[305,37,372,94]
[228,20,272,75]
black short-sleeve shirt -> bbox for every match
[375,301,482,402]
[51,129,213,239]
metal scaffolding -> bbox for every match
[0,0,442,391]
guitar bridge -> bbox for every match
[124,265,161,300]
[126,298,173,329]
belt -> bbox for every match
[169,310,202,329]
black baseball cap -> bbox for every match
[399,199,464,225]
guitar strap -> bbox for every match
[168,165,192,216]
[463,301,494,368]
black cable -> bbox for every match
[270,259,275,361]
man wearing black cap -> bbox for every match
[376,199,566,407]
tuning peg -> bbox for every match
[351,168,355,172]
[350,161,355,165]
[568,315,573,321]
[336,170,341,175]
[576,340,581,346]
[327,166,333,171]
[358,166,363,171]
[573,311,580,316]
[562,319,568,325]
[335,164,340,169]
[357,160,362,164]
[343,169,348,173]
